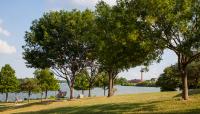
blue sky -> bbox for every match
[0,0,177,80]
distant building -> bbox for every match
[128,78,157,84]
[128,79,142,83]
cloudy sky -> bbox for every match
[0,0,177,80]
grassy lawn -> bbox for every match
[1,90,200,114]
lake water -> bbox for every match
[0,83,160,102]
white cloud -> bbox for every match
[0,40,16,54]
[0,19,3,25]
[0,19,11,37]
[0,27,11,37]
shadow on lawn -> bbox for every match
[13,102,156,114]
[0,104,12,112]
[174,89,200,98]
[11,100,200,114]
[0,100,54,112]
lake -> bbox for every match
[0,83,160,102]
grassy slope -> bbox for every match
[1,90,200,114]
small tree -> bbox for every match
[20,78,40,103]
[95,72,109,96]
[74,69,89,94]
[34,69,59,99]
[85,61,100,97]
[115,77,128,86]
[156,65,181,91]
[0,64,19,102]
[186,61,200,88]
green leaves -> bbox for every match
[74,69,89,90]
[156,65,181,91]
[20,78,40,93]
[0,64,19,93]
[34,69,59,92]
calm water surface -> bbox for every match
[0,83,160,102]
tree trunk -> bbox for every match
[182,70,189,100]
[28,91,31,103]
[45,89,48,99]
[41,92,43,102]
[82,90,84,95]
[88,87,91,97]
[69,85,74,99]
[5,92,8,102]
[108,71,113,97]
[178,54,189,100]
[112,79,114,88]
[103,86,106,96]
[195,77,198,89]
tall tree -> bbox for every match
[23,9,96,99]
[0,64,19,102]
[34,69,59,99]
[123,0,200,100]
[95,1,161,97]
[20,78,40,103]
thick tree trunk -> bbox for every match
[178,54,189,100]
[88,87,91,97]
[45,90,48,99]
[5,92,8,102]
[182,70,189,100]
[108,71,113,97]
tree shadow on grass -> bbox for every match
[13,103,154,114]
[10,99,200,114]
[173,89,200,98]
[0,104,12,112]
[0,100,55,112]
[12,100,171,114]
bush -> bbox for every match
[156,74,180,91]
[136,80,156,87]
[49,96,56,99]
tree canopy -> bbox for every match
[22,0,200,100]
[34,69,59,99]
[23,9,96,99]
[120,0,200,100]
[20,78,40,102]
[74,69,89,94]
[94,1,162,97]
[0,64,19,102]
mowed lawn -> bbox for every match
[1,90,200,114]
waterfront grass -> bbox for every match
[1,90,200,114]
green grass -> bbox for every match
[1,90,200,114]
